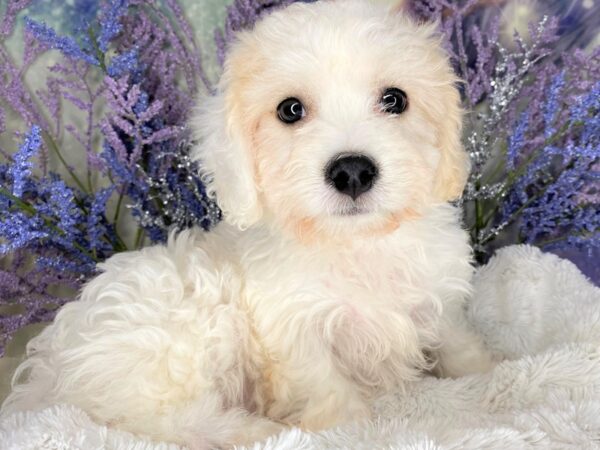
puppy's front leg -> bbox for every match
[267,353,370,431]
[434,302,496,378]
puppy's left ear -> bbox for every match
[432,84,470,202]
[191,90,263,229]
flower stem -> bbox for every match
[88,27,107,73]
[0,187,36,215]
[536,228,599,248]
[113,188,125,223]
[134,227,145,249]
[42,131,89,194]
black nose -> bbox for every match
[326,155,378,200]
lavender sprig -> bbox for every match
[9,125,42,198]
[24,18,99,65]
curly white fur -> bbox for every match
[2,1,495,448]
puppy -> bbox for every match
[2,1,495,448]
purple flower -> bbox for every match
[0,0,225,352]
[97,0,129,52]
[9,125,42,198]
[36,255,95,274]
[100,141,136,184]
[87,187,115,251]
[24,18,99,65]
[0,212,47,255]
[0,246,79,356]
[0,107,5,135]
[571,81,600,124]
[107,47,138,78]
[38,179,83,250]
[544,71,566,138]
[0,0,32,37]
[506,111,529,171]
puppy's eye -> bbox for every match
[380,88,408,114]
[277,98,305,124]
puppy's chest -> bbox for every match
[255,250,438,386]
[318,261,409,310]
[319,245,436,307]
[250,245,440,340]
[319,255,440,332]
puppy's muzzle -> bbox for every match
[326,154,378,200]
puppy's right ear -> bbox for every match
[191,88,262,230]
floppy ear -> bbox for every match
[432,84,470,202]
[386,9,469,202]
[191,89,262,229]
[389,8,469,202]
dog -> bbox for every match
[2,1,495,448]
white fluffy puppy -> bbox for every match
[2,0,495,448]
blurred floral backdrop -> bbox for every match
[0,0,598,365]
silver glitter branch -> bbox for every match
[461,18,555,252]
[464,17,552,196]
[128,137,221,237]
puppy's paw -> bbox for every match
[299,396,371,431]
[227,416,287,449]
[433,326,500,378]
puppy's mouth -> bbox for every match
[334,205,372,216]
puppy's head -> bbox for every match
[193,0,467,241]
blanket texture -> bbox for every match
[1,245,599,450]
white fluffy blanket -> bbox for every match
[2,245,600,450]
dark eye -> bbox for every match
[380,88,408,114]
[277,97,305,124]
